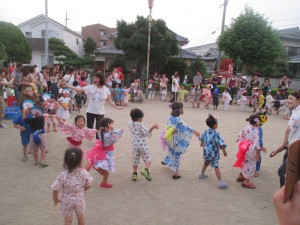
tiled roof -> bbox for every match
[202,48,219,60]
[277,27,300,40]
[176,49,199,59]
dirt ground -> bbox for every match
[0,99,286,225]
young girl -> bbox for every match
[234,114,260,189]
[57,115,97,148]
[57,88,71,122]
[44,94,58,132]
[251,87,259,112]
[212,87,219,110]
[161,102,200,179]
[222,88,232,111]
[51,147,93,225]
[192,85,201,108]
[258,89,265,113]
[198,114,228,188]
[123,85,130,106]
[161,87,167,102]
[265,90,274,115]
[204,85,212,109]
[237,91,248,112]
[85,118,123,188]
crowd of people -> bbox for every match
[1,63,300,225]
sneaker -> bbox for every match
[218,180,228,189]
[132,172,137,181]
[34,161,40,166]
[198,173,208,179]
[39,161,48,168]
[22,156,28,162]
[141,169,152,181]
[100,182,113,188]
[0,123,7,128]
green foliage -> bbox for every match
[108,56,126,73]
[163,57,187,81]
[0,21,31,62]
[114,16,179,70]
[189,59,207,76]
[83,37,97,55]
[0,41,7,61]
[217,7,283,74]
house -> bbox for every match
[82,24,117,48]
[18,14,84,69]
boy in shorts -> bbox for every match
[128,108,159,181]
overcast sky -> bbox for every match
[0,0,299,47]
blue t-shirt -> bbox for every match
[13,111,32,136]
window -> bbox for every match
[76,38,79,44]
[99,41,106,47]
[100,31,106,36]
[286,46,300,57]
[25,32,32,37]
[41,30,45,38]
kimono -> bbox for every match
[162,116,194,172]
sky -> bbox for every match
[0,0,299,48]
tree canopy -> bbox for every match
[114,16,179,82]
[0,21,31,63]
[83,37,97,55]
[217,7,283,74]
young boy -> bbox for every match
[161,87,167,102]
[177,85,189,102]
[13,103,32,162]
[128,108,159,181]
[258,89,265,113]
[222,88,232,111]
[198,114,228,188]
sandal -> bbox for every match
[236,177,245,182]
[241,182,256,189]
[100,182,113,188]
[172,175,181,180]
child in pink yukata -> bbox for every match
[51,147,93,225]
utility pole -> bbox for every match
[65,12,70,27]
[217,0,228,70]
[45,0,49,66]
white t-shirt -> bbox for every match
[83,85,111,115]
[63,74,75,87]
[288,105,300,145]
[172,78,179,92]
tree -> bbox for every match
[189,60,207,77]
[163,57,187,82]
[0,21,31,63]
[217,7,283,74]
[114,16,179,84]
[83,37,97,55]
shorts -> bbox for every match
[132,146,152,165]
[61,196,85,217]
[21,133,30,146]
[29,133,47,152]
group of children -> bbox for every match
[12,97,271,224]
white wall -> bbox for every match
[63,30,84,57]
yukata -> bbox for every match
[162,116,194,172]
[45,102,58,125]
[57,96,71,120]
[86,129,123,172]
[25,116,47,153]
[222,92,232,110]
[237,96,248,112]
[59,122,97,148]
[251,92,259,108]
[212,88,219,108]
[237,125,260,179]
[265,95,274,110]
[128,121,152,165]
[258,94,265,110]
[51,168,93,217]
[200,128,226,168]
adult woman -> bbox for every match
[67,72,122,130]
[270,91,300,187]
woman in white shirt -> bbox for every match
[67,72,122,131]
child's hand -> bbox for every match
[261,146,267,153]
[193,130,200,137]
[222,149,227,157]
[19,126,26,132]
[153,124,159,129]
[270,151,277,158]
[53,197,61,207]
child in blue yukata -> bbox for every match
[198,114,228,188]
[13,103,32,162]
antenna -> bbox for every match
[65,12,71,27]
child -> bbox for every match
[51,147,93,225]
[185,85,195,102]
[192,85,201,108]
[234,114,260,189]
[45,95,58,132]
[71,81,78,112]
[74,92,85,114]
[13,102,32,162]
[161,86,167,102]
[148,79,156,100]
[85,118,123,188]
[128,108,159,181]
[237,91,248,112]
[198,114,228,188]
[250,87,259,112]
[57,88,71,122]
[23,105,48,167]
[204,85,212,109]
[258,89,265,113]
[123,85,130,106]
[177,85,189,102]
[274,90,282,115]
[161,102,200,179]
[255,113,268,177]
[212,87,219,110]
[222,88,232,111]
[57,115,97,148]
[265,90,274,115]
